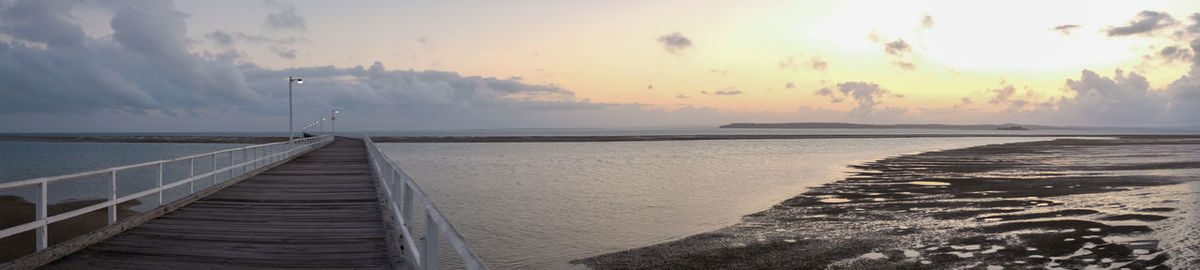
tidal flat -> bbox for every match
[576,136,1200,269]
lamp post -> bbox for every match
[320,117,326,132]
[288,76,303,142]
[330,109,340,136]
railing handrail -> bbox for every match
[0,135,334,254]
[362,134,488,270]
[0,139,304,190]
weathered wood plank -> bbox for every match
[42,138,393,269]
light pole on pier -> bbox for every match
[288,76,304,142]
[330,109,340,136]
[320,118,326,132]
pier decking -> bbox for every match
[43,138,393,269]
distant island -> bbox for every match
[719,122,1071,130]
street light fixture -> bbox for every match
[320,117,326,132]
[288,76,303,142]
[330,109,340,136]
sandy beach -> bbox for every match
[575,136,1200,269]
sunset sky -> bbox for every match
[2,0,1200,131]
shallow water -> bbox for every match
[380,137,1049,269]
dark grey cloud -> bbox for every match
[206,31,235,46]
[0,0,608,123]
[1052,24,1081,35]
[656,32,692,53]
[885,39,911,56]
[0,0,85,48]
[1161,45,1193,63]
[1107,11,1176,37]
[264,2,306,31]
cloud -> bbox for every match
[271,46,297,59]
[676,95,689,99]
[713,88,742,95]
[785,82,795,89]
[206,31,235,46]
[1107,10,1176,37]
[884,39,911,56]
[0,0,85,48]
[892,61,916,71]
[1161,45,1193,63]
[647,85,653,90]
[710,69,728,76]
[919,14,934,30]
[1052,24,1081,35]
[656,32,692,53]
[989,85,1016,104]
[206,31,305,46]
[1189,13,1200,33]
[815,82,902,114]
[264,1,306,31]
[810,56,828,71]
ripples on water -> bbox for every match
[380,137,1047,269]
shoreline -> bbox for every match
[3,134,1196,144]
[575,136,1200,269]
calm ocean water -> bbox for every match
[379,137,1056,269]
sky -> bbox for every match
[1,0,1200,132]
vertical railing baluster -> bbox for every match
[211,154,217,185]
[157,162,164,206]
[229,151,235,180]
[108,170,117,224]
[189,158,195,194]
[402,181,414,225]
[424,212,440,270]
[36,181,47,251]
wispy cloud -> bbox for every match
[265,1,307,31]
[1107,10,1175,37]
[1052,24,1081,35]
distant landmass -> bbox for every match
[719,122,1074,130]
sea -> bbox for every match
[1,127,1197,269]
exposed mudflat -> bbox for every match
[575,136,1200,269]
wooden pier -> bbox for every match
[42,138,395,269]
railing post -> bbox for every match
[36,181,47,251]
[157,162,164,206]
[424,212,440,270]
[402,182,414,225]
[189,158,195,194]
[108,170,117,224]
[211,154,217,185]
[229,151,235,179]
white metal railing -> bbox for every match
[0,135,333,253]
[362,135,487,270]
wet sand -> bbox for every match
[0,196,141,263]
[575,136,1200,269]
